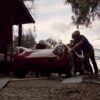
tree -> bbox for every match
[14,28,36,48]
[23,0,35,16]
[65,0,100,27]
[45,38,63,48]
[45,38,58,48]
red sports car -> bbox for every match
[12,44,82,77]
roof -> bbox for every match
[0,0,35,25]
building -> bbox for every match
[0,0,35,60]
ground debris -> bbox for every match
[0,79,100,100]
[62,88,80,94]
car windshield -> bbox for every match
[54,45,65,55]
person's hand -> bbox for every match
[79,55,84,60]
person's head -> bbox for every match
[39,40,45,45]
[36,40,47,49]
[72,30,80,40]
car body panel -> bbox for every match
[12,44,74,74]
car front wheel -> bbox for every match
[14,67,28,78]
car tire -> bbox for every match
[14,67,27,78]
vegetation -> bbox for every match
[14,28,36,48]
[65,0,100,27]
[45,38,58,48]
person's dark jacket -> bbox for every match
[73,35,93,53]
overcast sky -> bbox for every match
[22,0,100,48]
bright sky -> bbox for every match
[22,0,100,48]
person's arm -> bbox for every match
[72,40,83,50]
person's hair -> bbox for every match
[39,40,45,45]
[72,30,80,38]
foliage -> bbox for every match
[14,29,36,48]
[45,38,58,48]
[23,0,35,16]
[65,0,100,27]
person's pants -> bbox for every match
[83,49,98,75]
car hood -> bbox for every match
[26,49,56,58]
[17,49,57,58]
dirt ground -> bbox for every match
[0,78,100,100]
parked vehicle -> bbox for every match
[12,44,82,77]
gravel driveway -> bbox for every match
[0,78,100,100]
